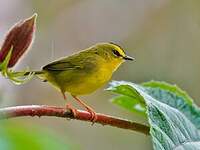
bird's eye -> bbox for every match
[112,50,121,57]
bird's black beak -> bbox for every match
[123,55,135,61]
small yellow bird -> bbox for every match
[33,43,134,121]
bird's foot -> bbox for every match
[71,95,98,124]
[66,103,77,117]
[86,107,98,124]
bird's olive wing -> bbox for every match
[42,54,96,72]
[43,60,82,71]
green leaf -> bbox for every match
[142,81,200,129]
[108,81,200,150]
[0,46,35,85]
[0,121,75,150]
[111,95,146,116]
[142,81,193,104]
[107,81,146,116]
[0,46,13,75]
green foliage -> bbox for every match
[0,47,34,85]
[108,81,200,150]
[107,82,146,116]
[142,81,200,129]
[111,95,146,116]
[142,81,193,104]
[0,121,74,150]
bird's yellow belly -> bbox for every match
[65,67,112,95]
[43,58,122,96]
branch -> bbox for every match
[0,105,149,135]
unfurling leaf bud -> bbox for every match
[0,13,37,67]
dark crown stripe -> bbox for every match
[109,42,125,54]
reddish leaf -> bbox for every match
[0,13,37,67]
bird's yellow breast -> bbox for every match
[42,52,124,96]
[64,58,123,95]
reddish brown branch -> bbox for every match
[0,105,149,135]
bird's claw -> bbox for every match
[66,103,77,117]
[86,108,97,124]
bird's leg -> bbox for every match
[72,95,97,122]
[61,91,67,100]
[61,91,77,117]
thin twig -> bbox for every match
[0,105,149,135]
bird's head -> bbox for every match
[91,42,134,71]
[93,42,134,62]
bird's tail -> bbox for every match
[16,70,46,81]
[24,70,43,76]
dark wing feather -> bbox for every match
[43,59,82,71]
[42,52,96,72]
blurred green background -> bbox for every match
[1,0,200,149]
